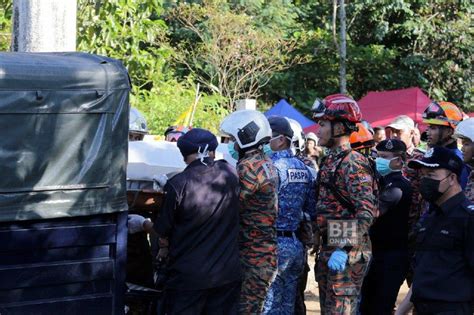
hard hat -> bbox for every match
[220,110,271,149]
[350,123,374,150]
[306,132,319,145]
[453,118,474,142]
[422,101,463,129]
[129,107,148,134]
[287,118,305,152]
[312,94,362,123]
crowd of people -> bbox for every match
[127,94,474,315]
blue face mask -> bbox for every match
[228,141,239,160]
[263,144,273,156]
[375,157,397,177]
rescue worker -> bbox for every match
[220,110,279,315]
[126,107,154,290]
[360,139,412,315]
[408,147,474,315]
[164,125,187,142]
[287,119,317,315]
[350,122,376,158]
[422,101,468,188]
[305,132,324,168]
[132,128,242,314]
[312,94,377,314]
[129,107,148,141]
[453,118,474,201]
[262,116,316,315]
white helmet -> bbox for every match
[306,132,319,145]
[288,118,305,152]
[220,110,271,149]
[453,118,474,142]
[129,107,148,134]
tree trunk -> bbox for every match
[12,0,76,52]
[338,0,347,94]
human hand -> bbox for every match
[327,248,348,272]
[127,214,146,234]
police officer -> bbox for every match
[220,110,279,315]
[360,139,412,315]
[262,116,316,315]
[407,147,474,315]
[453,118,474,201]
[312,94,377,314]
[134,128,242,314]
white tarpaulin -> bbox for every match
[127,140,236,181]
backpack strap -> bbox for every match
[317,149,357,215]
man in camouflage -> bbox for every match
[312,94,377,314]
[220,110,279,314]
[262,116,316,315]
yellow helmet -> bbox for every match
[422,101,463,129]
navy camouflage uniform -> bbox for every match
[262,149,316,315]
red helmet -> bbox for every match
[312,94,362,123]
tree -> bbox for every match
[168,0,307,111]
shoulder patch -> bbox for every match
[287,168,309,183]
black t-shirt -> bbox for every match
[154,158,241,290]
[370,171,412,251]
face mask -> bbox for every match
[375,157,397,177]
[227,141,239,160]
[419,175,450,202]
[263,144,273,156]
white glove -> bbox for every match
[153,174,168,190]
[127,214,146,234]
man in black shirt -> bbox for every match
[360,139,413,315]
[136,128,241,314]
[407,146,474,315]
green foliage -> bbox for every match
[76,0,229,134]
[264,0,473,112]
[1,0,472,124]
[0,0,12,51]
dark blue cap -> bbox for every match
[177,128,218,157]
[408,146,463,177]
[268,116,293,138]
[376,139,407,153]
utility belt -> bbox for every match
[277,230,297,238]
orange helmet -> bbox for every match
[422,101,463,129]
[350,123,374,150]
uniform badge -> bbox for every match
[424,148,434,158]
[385,140,393,150]
[287,169,309,183]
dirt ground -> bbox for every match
[304,254,411,314]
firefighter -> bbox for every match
[312,94,377,314]
[220,110,279,314]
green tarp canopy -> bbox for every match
[0,52,130,222]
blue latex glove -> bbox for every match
[327,248,348,272]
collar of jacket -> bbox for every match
[271,149,293,160]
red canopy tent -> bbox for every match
[358,87,432,131]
